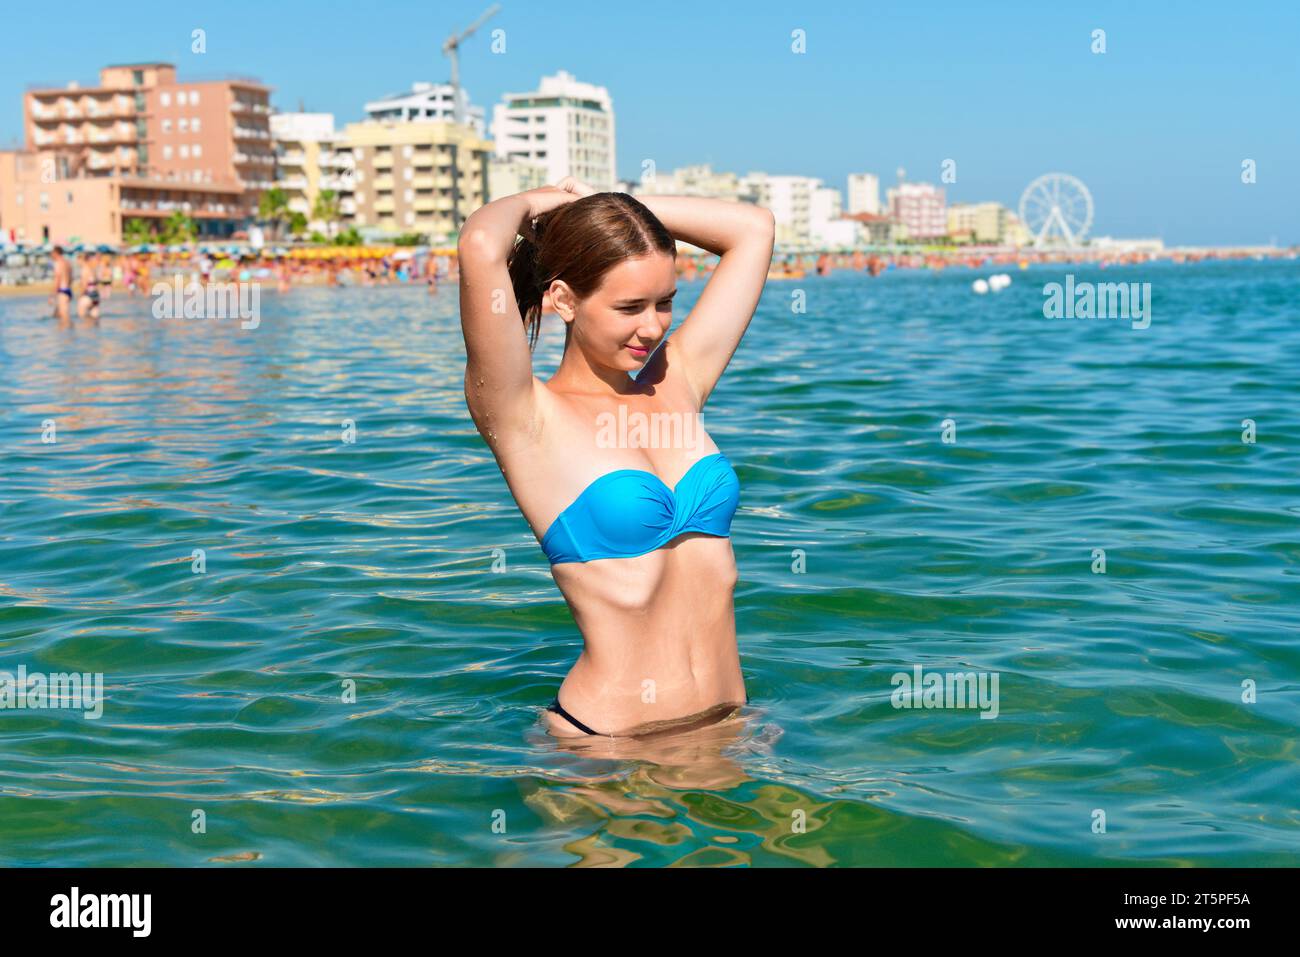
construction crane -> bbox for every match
[442,3,500,126]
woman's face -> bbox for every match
[553,253,677,370]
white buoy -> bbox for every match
[989,273,1012,292]
[972,278,989,294]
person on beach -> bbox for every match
[49,246,73,321]
[426,253,438,294]
[458,177,775,739]
[98,254,114,298]
[77,253,101,320]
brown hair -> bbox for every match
[506,192,676,351]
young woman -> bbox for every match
[458,178,775,738]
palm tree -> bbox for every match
[312,189,341,238]
[123,218,153,245]
[288,211,308,238]
[258,188,291,240]
[161,211,196,246]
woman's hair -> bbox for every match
[506,192,676,350]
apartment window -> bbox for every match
[190,90,199,105]
[39,192,49,211]
[403,167,413,181]
[405,211,415,225]
[354,169,365,183]
[132,70,143,85]
[192,117,200,132]
[163,145,173,160]
[160,92,170,107]
[355,192,365,205]
[403,145,413,158]
[193,144,202,158]
[179,118,189,132]
[354,147,364,160]
[162,119,172,133]
[176,91,187,106]
[404,188,414,201]
[179,145,189,158]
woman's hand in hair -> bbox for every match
[553,176,596,198]
[520,180,593,239]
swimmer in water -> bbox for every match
[50,246,73,321]
[457,177,775,738]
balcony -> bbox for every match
[373,175,394,191]
[280,175,309,190]
[339,198,356,214]
[374,197,394,213]
[412,174,435,190]
[373,153,393,169]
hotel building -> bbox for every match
[338,120,493,241]
[847,173,881,216]
[491,70,616,191]
[270,112,353,234]
[888,182,947,240]
[742,173,821,247]
[631,163,757,201]
[2,61,273,242]
[365,82,487,138]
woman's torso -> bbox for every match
[485,340,745,734]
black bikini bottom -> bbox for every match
[546,696,603,735]
[546,694,750,737]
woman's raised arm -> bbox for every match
[457,192,544,446]
[635,195,775,408]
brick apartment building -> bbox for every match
[0,62,272,244]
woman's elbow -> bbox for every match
[750,205,776,238]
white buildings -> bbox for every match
[847,173,881,215]
[364,82,487,138]
[739,174,858,248]
[631,163,756,201]
[888,182,947,240]
[810,184,860,248]
[743,174,812,246]
[269,112,353,234]
[490,70,616,191]
[487,156,549,203]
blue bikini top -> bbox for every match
[539,452,740,565]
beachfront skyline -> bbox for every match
[1,0,1295,247]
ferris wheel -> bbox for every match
[1018,173,1093,247]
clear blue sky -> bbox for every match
[2,0,1295,245]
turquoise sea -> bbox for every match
[1,258,1297,866]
